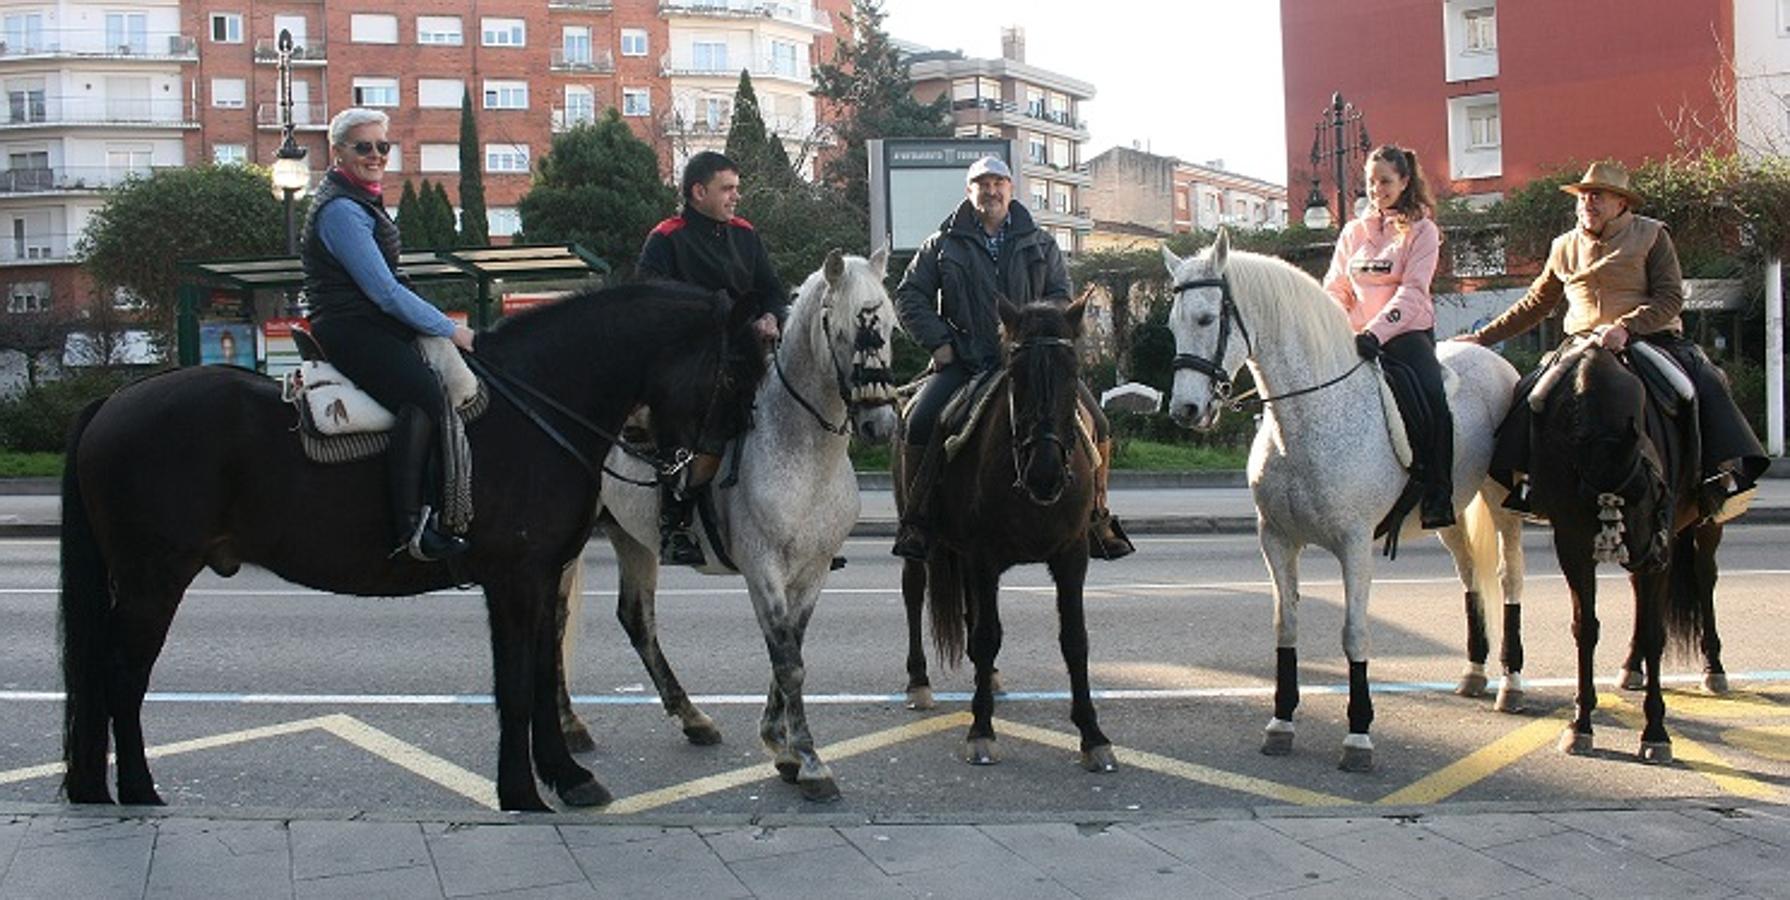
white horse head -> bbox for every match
[801,244,899,444]
[1161,228,1248,430]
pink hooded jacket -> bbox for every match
[1321,209,1440,344]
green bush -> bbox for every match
[1721,355,1768,440]
[0,371,131,453]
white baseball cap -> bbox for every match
[965,156,1012,184]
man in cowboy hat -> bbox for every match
[1458,161,1767,520]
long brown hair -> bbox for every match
[1367,144,1434,221]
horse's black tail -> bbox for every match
[1663,528,1710,658]
[927,550,968,668]
[60,398,112,802]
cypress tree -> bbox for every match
[396,180,424,249]
[457,86,490,247]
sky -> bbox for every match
[881,0,1289,185]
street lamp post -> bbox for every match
[268,28,309,255]
[1302,92,1372,230]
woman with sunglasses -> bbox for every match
[302,107,476,562]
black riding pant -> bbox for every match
[1382,330,1452,485]
[904,362,1110,449]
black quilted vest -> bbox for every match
[301,168,409,323]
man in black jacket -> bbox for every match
[892,155,1132,561]
[639,151,786,565]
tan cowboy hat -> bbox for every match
[1560,161,1641,204]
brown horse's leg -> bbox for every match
[106,586,183,806]
[609,526,718,745]
[1633,568,1673,762]
[963,560,1002,765]
[484,580,554,812]
[1557,530,1600,754]
[554,558,595,754]
[1693,522,1727,693]
[1048,548,1113,772]
[529,601,608,807]
[902,558,934,709]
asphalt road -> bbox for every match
[3,527,1789,818]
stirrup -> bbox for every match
[398,506,468,563]
[891,521,931,560]
[1088,513,1135,560]
[660,528,705,567]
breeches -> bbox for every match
[310,315,447,426]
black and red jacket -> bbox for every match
[637,206,788,324]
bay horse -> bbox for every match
[1162,230,1524,772]
[554,249,897,801]
[59,283,767,811]
[1528,337,1713,762]
[896,296,1118,773]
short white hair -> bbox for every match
[328,108,389,148]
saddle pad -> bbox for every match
[1628,341,1696,407]
[286,336,480,437]
[938,371,1006,460]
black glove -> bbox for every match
[1354,332,1382,360]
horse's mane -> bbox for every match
[1218,249,1357,371]
[785,254,884,349]
[478,280,728,372]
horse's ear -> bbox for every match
[823,248,845,287]
[1065,294,1088,336]
[1212,227,1231,274]
[1160,243,1182,276]
[869,240,891,278]
[997,295,1022,333]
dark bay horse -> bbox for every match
[60,283,766,811]
[1529,340,1713,763]
[896,297,1117,773]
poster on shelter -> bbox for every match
[200,321,256,368]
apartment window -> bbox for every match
[1176,189,1188,213]
[1052,228,1073,255]
[1026,135,1046,165]
[351,14,398,44]
[1781,0,1790,35]
[487,207,521,238]
[485,143,529,173]
[482,80,527,110]
[210,78,246,109]
[384,143,401,172]
[106,144,152,176]
[353,77,400,108]
[417,78,463,109]
[1053,185,1072,214]
[212,143,246,166]
[274,14,307,48]
[620,28,647,57]
[695,97,727,132]
[1467,101,1501,148]
[11,215,52,260]
[7,80,46,123]
[1025,87,1044,117]
[417,15,463,46]
[106,13,148,54]
[769,40,797,76]
[622,87,650,117]
[1447,92,1502,178]
[1029,180,1047,210]
[1048,92,1069,124]
[564,86,595,127]
[210,13,242,44]
[3,13,44,54]
[481,18,524,47]
[1443,0,1498,81]
[8,150,47,173]
[419,144,458,173]
[6,280,50,313]
[1463,7,1496,51]
[691,41,727,72]
[1050,138,1071,168]
[562,26,591,64]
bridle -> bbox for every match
[775,297,895,436]
[1007,335,1078,504]
[1169,272,1368,412]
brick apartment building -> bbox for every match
[1084,145,1286,251]
[0,0,846,324]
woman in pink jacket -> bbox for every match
[1322,144,1453,528]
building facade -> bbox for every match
[0,0,846,322]
[1280,0,1741,211]
[1085,145,1286,241]
[906,27,1094,255]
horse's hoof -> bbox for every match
[65,785,114,805]
[990,671,1005,695]
[1558,728,1594,755]
[1703,671,1730,695]
[559,779,612,808]
[964,738,998,765]
[118,785,165,806]
[1261,730,1295,756]
[1456,672,1489,698]
[501,793,553,813]
[1639,741,1673,765]
[775,760,801,784]
[798,778,842,803]
[1617,669,1645,691]
[682,715,723,746]
[562,723,597,755]
[906,686,936,711]
[1081,745,1118,773]
[1337,746,1374,773]
[1494,688,1526,714]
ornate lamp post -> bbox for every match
[268,28,310,255]
[1302,92,1372,230]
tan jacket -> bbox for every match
[1476,211,1683,345]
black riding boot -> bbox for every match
[659,480,705,567]
[892,439,944,560]
[389,405,468,563]
[1420,419,1457,529]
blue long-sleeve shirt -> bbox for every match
[315,199,456,338]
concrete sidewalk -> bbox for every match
[2,798,1786,898]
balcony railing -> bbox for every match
[551,106,599,132]
[254,102,328,129]
[0,32,197,61]
[660,52,811,83]
[0,97,197,128]
[0,232,76,264]
[548,0,614,9]
[252,37,327,63]
[949,97,1088,133]
[0,164,176,193]
[550,48,615,72]
[658,0,830,30]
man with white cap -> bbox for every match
[892,154,1133,560]
[1459,161,1767,519]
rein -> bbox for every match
[1170,273,1369,412]
[1007,335,1078,503]
[775,302,891,436]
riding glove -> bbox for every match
[1355,332,1382,360]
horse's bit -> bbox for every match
[1169,273,1368,411]
[776,300,894,436]
[1007,335,1078,505]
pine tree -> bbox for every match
[457,86,490,247]
[724,70,773,183]
[429,181,458,248]
[396,180,424,249]
[516,109,677,274]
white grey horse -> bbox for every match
[557,248,898,802]
[1162,229,1525,772]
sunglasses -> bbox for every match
[347,140,392,157]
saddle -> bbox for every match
[1370,358,1459,551]
[901,369,1101,465]
[282,327,487,533]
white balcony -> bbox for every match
[658,0,830,31]
[0,31,197,62]
[551,106,599,132]
[255,102,328,130]
[0,164,177,194]
[660,52,811,85]
[252,38,328,65]
[548,0,614,9]
[0,97,197,129]
[0,232,75,264]
[550,48,616,73]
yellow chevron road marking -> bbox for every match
[1377,713,1566,806]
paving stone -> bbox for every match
[1679,807,1790,851]
[1414,813,1573,851]
[557,825,687,849]
[20,816,155,848]
[0,817,28,882]
[422,823,584,899]
[980,822,1237,900]
[839,823,1015,877]
[567,827,749,899]
[1660,836,1790,899]
[1258,874,1422,899]
[1259,815,1395,843]
[452,882,601,899]
[893,859,1081,900]
[727,843,910,900]
[1301,818,1545,900]
[294,864,445,900]
[290,820,429,881]
[0,826,154,900]
[1483,832,1741,900]
[1484,886,1588,900]
[1543,810,1738,859]
[1131,818,1360,896]
[699,825,848,864]
[146,819,292,900]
